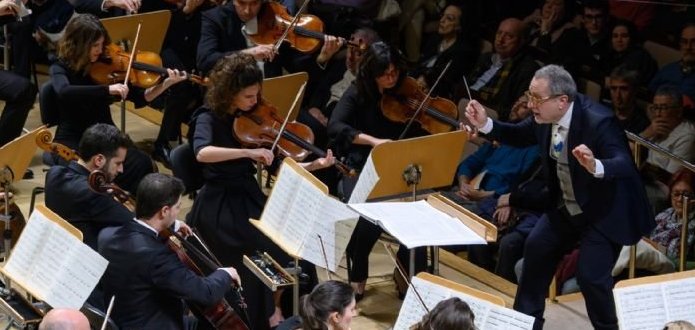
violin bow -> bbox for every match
[269,81,307,154]
[122,23,142,97]
[381,242,430,314]
[398,60,452,140]
[100,295,115,330]
[272,0,311,53]
[317,234,333,280]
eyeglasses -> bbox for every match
[671,191,694,199]
[524,91,563,106]
[647,104,680,114]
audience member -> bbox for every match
[601,19,657,85]
[39,309,90,330]
[649,23,695,104]
[613,169,695,276]
[411,2,480,100]
[464,18,539,121]
[410,297,476,330]
[548,0,610,79]
[523,0,576,59]
[607,66,650,134]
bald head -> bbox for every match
[494,18,527,59]
[39,309,90,330]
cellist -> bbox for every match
[98,172,242,329]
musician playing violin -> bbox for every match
[187,53,335,330]
[99,173,242,329]
[49,14,186,192]
[327,42,429,301]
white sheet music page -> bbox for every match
[662,277,695,324]
[393,276,532,330]
[614,283,667,329]
[300,196,358,272]
[348,153,379,203]
[348,200,486,248]
[2,208,108,309]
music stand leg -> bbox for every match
[433,247,439,275]
[293,256,299,316]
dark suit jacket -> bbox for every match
[487,94,655,245]
[99,221,232,329]
[45,162,133,250]
[197,2,287,75]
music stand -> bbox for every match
[262,72,308,121]
[100,10,172,131]
[0,126,44,261]
[366,130,468,276]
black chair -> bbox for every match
[39,81,60,128]
[170,143,203,197]
[81,301,119,330]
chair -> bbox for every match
[644,40,680,69]
[170,143,203,196]
[81,302,119,330]
[39,81,60,127]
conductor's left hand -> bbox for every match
[572,144,596,173]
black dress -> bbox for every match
[187,109,275,330]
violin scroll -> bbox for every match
[88,170,134,206]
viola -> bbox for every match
[35,129,79,162]
[87,171,250,330]
[381,76,460,135]
[233,98,357,177]
[90,43,207,88]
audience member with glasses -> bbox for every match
[465,64,653,330]
[612,168,695,276]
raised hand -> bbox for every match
[464,99,489,129]
[572,144,596,173]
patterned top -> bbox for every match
[650,208,695,260]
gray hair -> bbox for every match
[654,85,683,107]
[533,64,577,102]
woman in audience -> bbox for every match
[601,19,658,85]
[290,281,356,330]
[410,2,480,99]
[613,169,695,276]
[410,297,476,330]
[523,0,576,60]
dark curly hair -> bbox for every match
[355,41,406,103]
[58,14,110,74]
[205,53,263,117]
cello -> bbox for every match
[87,171,250,330]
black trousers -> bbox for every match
[0,71,36,146]
[156,48,201,145]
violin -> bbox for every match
[233,98,357,177]
[87,171,250,330]
[248,1,364,54]
[381,76,460,135]
[35,129,79,162]
[90,43,207,88]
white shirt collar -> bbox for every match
[556,101,574,129]
[134,218,159,236]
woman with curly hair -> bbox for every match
[187,52,334,329]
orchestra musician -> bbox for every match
[98,172,242,329]
[45,123,134,251]
[277,280,357,330]
[327,41,428,301]
[186,52,335,329]
[49,14,186,192]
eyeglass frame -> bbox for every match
[524,90,565,106]
[671,191,694,199]
[647,104,680,115]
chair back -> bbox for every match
[81,302,119,330]
[39,81,60,127]
[170,143,204,194]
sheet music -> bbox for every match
[613,276,695,329]
[394,276,533,330]
[2,209,108,309]
[259,161,358,271]
[348,201,486,248]
[348,153,379,203]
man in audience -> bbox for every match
[608,66,650,134]
[465,18,539,121]
[649,23,695,104]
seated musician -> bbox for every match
[410,297,476,330]
[186,52,335,329]
[277,280,357,330]
[45,123,133,251]
[49,14,186,192]
[99,172,241,329]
